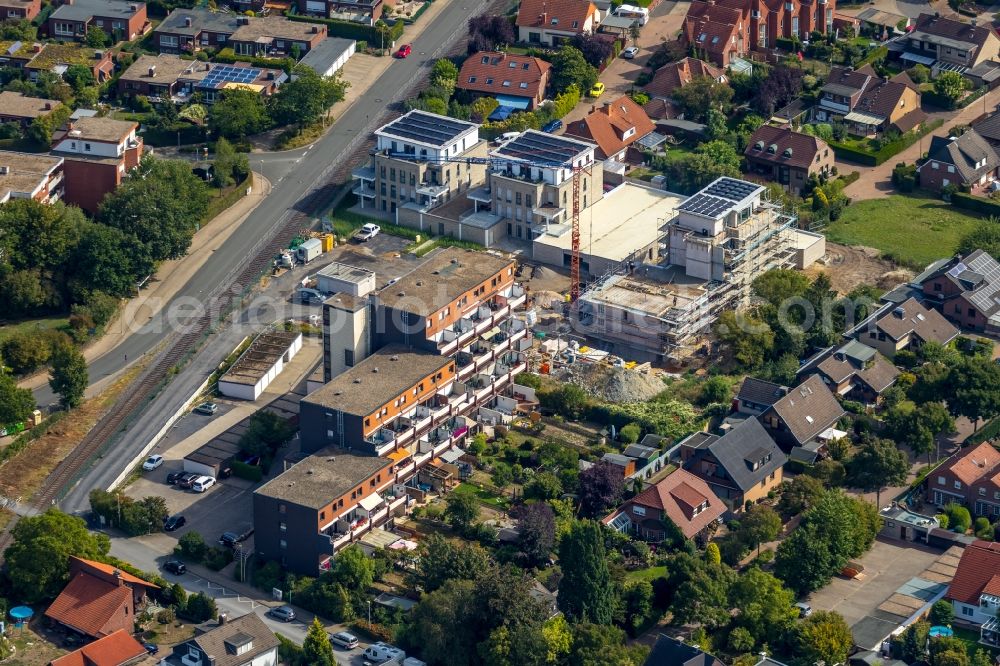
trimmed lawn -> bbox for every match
[626,565,668,582]
[452,482,509,509]
[826,194,984,268]
[0,316,69,343]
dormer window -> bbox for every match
[468,76,477,83]
[509,61,517,68]
[698,32,707,41]
[522,62,530,69]
[573,20,579,27]
[767,143,777,154]
[754,140,764,150]
[481,55,489,64]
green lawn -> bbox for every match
[0,316,69,344]
[452,482,509,509]
[625,565,668,582]
[826,194,985,268]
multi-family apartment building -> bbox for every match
[50,116,142,214]
[0,151,63,203]
[0,90,62,126]
[48,0,148,43]
[257,248,529,574]
[24,43,116,83]
[153,10,327,56]
[351,110,488,218]
[296,0,390,25]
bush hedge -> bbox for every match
[951,191,1000,217]
[286,11,405,43]
[829,119,943,166]
[856,45,888,67]
[232,459,263,482]
[214,47,294,72]
[966,414,1000,445]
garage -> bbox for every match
[219,331,303,401]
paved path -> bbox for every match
[842,88,1000,200]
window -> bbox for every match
[84,143,91,152]
[345,349,355,367]
[632,505,646,516]
[279,522,286,531]
[519,82,528,88]
[980,487,987,496]
[502,80,511,87]
[947,165,955,173]
[955,480,962,489]
[486,78,493,84]
[938,476,946,485]
[962,605,974,617]
[327,429,334,438]
[931,161,939,169]
[280,539,287,549]
[468,76,477,83]
[279,504,286,514]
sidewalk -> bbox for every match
[17,173,272,395]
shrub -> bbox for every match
[182,592,217,623]
[156,608,175,624]
[176,531,207,562]
[232,460,263,482]
[203,546,234,571]
[974,516,992,538]
[352,619,395,642]
[943,502,971,533]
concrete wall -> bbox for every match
[792,229,826,269]
[396,206,499,246]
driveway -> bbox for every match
[805,538,943,627]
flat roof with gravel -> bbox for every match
[255,449,391,508]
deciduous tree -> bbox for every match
[268,66,348,128]
[578,461,624,518]
[550,45,597,94]
[795,610,853,666]
[209,87,271,139]
[848,437,909,507]
[517,502,556,566]
[673,75,733,122]
[0,374,35,425]
[444,492,480,533]
[728,568,798,648]
[49,342,87,409]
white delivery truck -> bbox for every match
[296,238,322,264]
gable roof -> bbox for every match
[50,629,147,666]
[873,297,959,345]
[736,376,788,407]
[912,12,995,52]
[457,51,550,100]
[808,341,900,393]
[644,635,725,666]
[644,57,725,99]
[927,250,1000,317]
[686,418,787,492]
[853,76,922,127]
[745,124,828,170]
[923,130,1000,184]
[45,572,133,638]
[939,441,1000,486]
[183,613,280,666]
[621,468,726,538]
[683,9,741,57]
[766,374,845,445]
[563,95,655,158]
[822,65,876,97]
[72,557,159,590]
[516,0,596,31]
[972,111,1000,143]
[947,539,1000,606]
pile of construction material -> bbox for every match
[559,363,665,403]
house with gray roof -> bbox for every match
[847,296,959,358]
[918,130,1000,193]
[644,635,724,666]
[759,374,846,451]
[916,249,1000,333]
[165,613,278,666]
[798,339,900,403]
[735,377,788,416]
[679,417,786,513]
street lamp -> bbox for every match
[367,600,371,625]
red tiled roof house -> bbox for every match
[49,629,148,666]
[643,57,726,120]
[517,0,600,47]
[946,540,1000,646]
[603,468,726,543]
[563,95,655,161]
[45,557,159,639]
[744,124,834,194]
[457,51,551,111]
[926,442,1000,519]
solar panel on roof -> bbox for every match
[381,111,475,147]
[7,41,21,55]
[702,177,761,202]
[678,193,733,218]
[494,132,589,166]
[201,64,264,88]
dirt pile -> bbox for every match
[560,363,665,403]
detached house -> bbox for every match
[603,467,726,542]
[759,374,845,451]
[643,57,726,120]
[48,0,148,44]
[945,540,1000,648]
[917,249,1000,332]
[919,130,1000,193]
[849,296,959,358]
[894,13,1000,72]
[166,613,280,666]
[798,340,899,403]
[645,636,725,666]
[816,65,924,136]
[457,51,551,111]
[563,95,656,161]
[0,90,62,126]
[51,116,143,214]
[49,629,148,666]
[516,0,600,47]
[744,124,834,194]
[0,0,40,21]
[927,442,1000,518]
[734,377,789,417]
[45,557,158,639]
[679,417,787,512]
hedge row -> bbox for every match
[232,459,263,482]
[951,191,1000,217]
[214,47,294,72]
[286,11,405,43]
[829,119,943,166]
[966,415,1000,446]
[204,175,252,222]
[856,45,888,67]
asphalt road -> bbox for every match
[31,0,487,409]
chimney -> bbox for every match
[0,166,9,175]
[148,65,156,77]
[218,613,228,625]
[311,25,318,33]
[113,569,124,585]
[972,17,977,26]
[94,50,103,59]
[43,101,51,110]
[32,42,42,53]
[184,16,192,26]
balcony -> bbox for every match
[352,181,376,199]
[351,165,376,182]
[416,182,449,198]
[467,186,492,203]
[366,428,396,454]
[469,374,495,402]
[818,96,851,115]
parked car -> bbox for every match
[268,606,295,622]
[588,81,606,97]
[163,514,186,532]
[164,560,186,575]
[219,525,254,547]
[622,46,640,58]
[541,119,563,133]
[177,473,199,489]
[795,602,813,618]
[194,402,218,416]
[142,455,163,471]
[354,223,381,242]
[191,476,215,493]
[330,631,359,649]
[143,643,159,655]
[395,44,411,58]
[166,471,186,485]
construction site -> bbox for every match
[574,177,826,364]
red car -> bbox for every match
[396,44,412,58]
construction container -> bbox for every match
[296,238,322,264]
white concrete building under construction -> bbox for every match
[576,177,825,363]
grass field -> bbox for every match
[0,316,69,344]
[452,482,509,509]
[625,565,668,582]
[826,194,984,268]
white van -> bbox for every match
[362,642,406,665]
[191,476,216,492]
[615,4,648,24]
